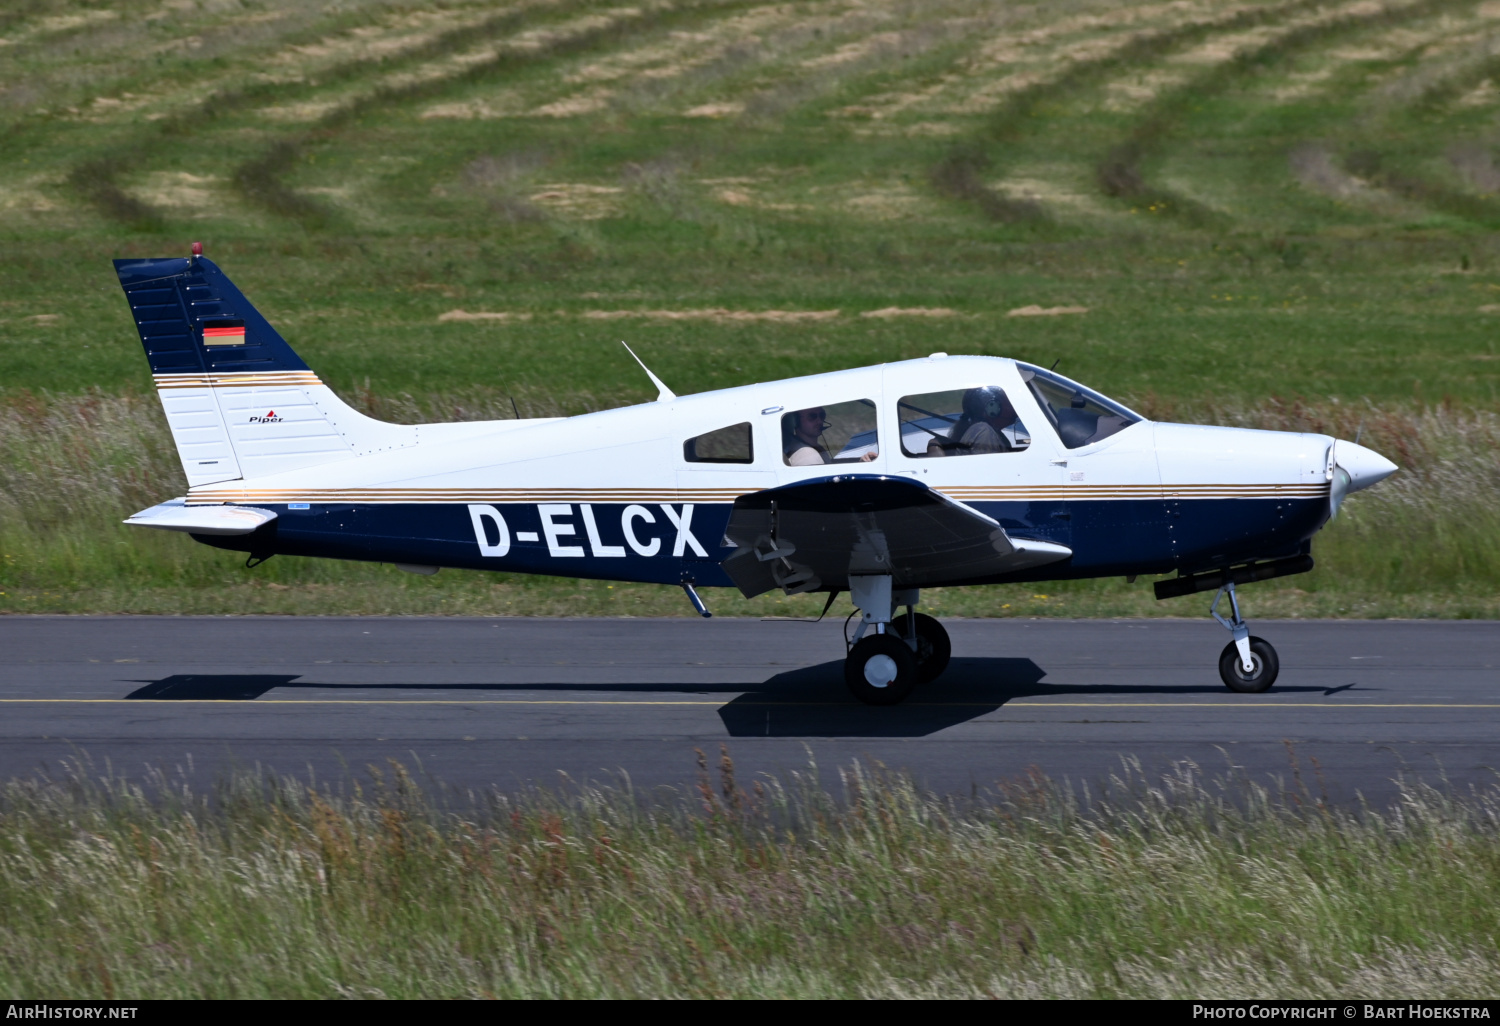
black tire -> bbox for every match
[1219,637,1279,693]
[890,613,952,683]
[845,633,918,705]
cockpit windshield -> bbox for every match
[1016,364,1142,450]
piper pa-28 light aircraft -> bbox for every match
[115,246,1398,705]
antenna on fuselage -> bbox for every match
[621,341,676,402]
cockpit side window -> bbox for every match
[1016,364,1142,449]
[684,422,753,464]
[898,388,1030,457]
[781,399,879,466]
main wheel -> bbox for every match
[845,633,918,705]
[1219,637,1279,693]
[889,613,952,683]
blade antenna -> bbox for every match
[621,341,676,402]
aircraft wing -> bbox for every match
[720,475,1071,598]
[124,499,277,536]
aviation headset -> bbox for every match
[962,386,1009,421]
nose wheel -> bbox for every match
[1210,580,1279,693]
[1219,636,1278,692]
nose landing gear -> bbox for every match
[843,577,952,705]
[1211,579,1279,693]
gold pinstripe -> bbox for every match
[187,488,749,505]
[153,372,323,390]
[184,483,1330,505]
[946,484,1328,501]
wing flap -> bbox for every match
[720,475,1070,598]
[124,499,277,536]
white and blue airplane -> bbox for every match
[115,246,1398,705]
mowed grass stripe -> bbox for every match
[59,0,641,226]
[1129,6,1500,226]
[1085,0,1487,227]
[921,0,1336,221]
[229,0,780,227]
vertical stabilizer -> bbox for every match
[114,253,415,487]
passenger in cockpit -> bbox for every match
[930,386,1018,456]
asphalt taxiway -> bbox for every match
[1,616,1496,804]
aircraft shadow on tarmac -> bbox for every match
[714,658,1341,737]
[126,675,301,700]
[123,663,1347,739]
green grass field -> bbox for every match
[2,0,1498,616]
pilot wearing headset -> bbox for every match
[928,386,1018,456]
[783,407,878,465]
[784,407,832,465]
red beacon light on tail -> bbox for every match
[190,241,203,264]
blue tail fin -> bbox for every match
[113,253,415,488]
[113,255,310,374]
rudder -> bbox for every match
[115,250,414,486]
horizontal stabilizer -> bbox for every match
[721,475,1072,598]
[124,499,277,536]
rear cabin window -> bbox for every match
[780,400,879,466]
[684,422,754,464]
[899,388,1030,457]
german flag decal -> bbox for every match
[203,320,245,346]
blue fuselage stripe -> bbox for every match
[194,497,1329,586]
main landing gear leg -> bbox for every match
[844,579,951,705]
[1211,579,1279,693]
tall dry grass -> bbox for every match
[1137,394,1500,605]
[0,389,1494,615]
[0,753,1498,997]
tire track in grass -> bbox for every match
[1334,15,1500,220]
[420,1,1012,127]
[423,0,923,122]
[0,1,63,37]
[1089,0,1484,229]
[1,0,410,134]
[1255,8,1500,105]
[1101,5,1500,224]
[1336,143,1500,225]
[1231,8,1500,222]
[57,0,602,227]
[853,0,1257,127]
[925,0,1338,222]
[1364,13,1500,111]
[227,0,765,229]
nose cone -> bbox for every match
[1336,439,1398,493]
